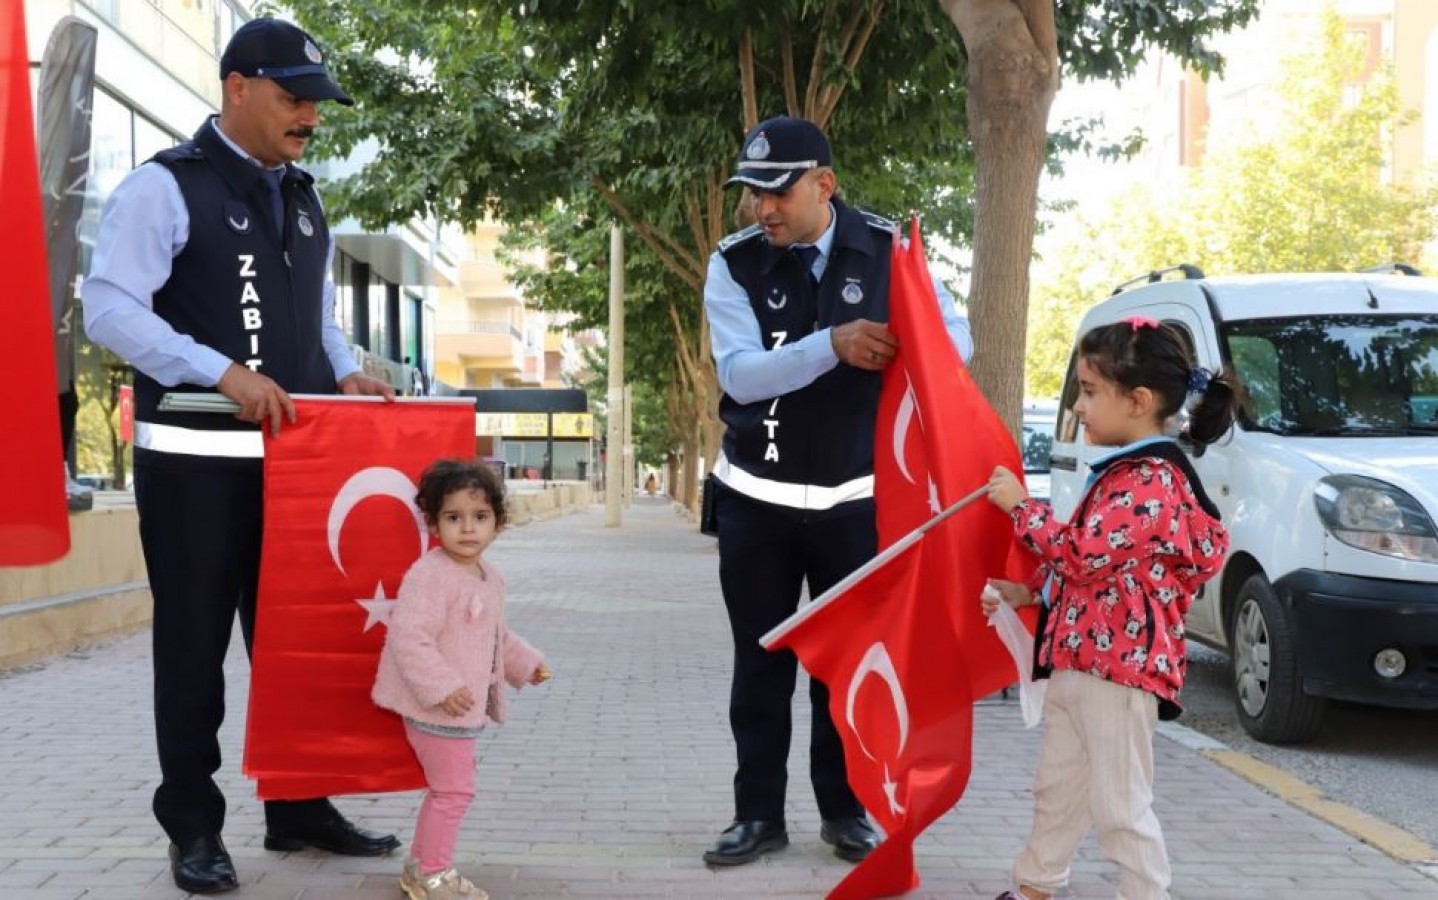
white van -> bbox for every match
[1048,266,1438,743]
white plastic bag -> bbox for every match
[984,585,1046,728]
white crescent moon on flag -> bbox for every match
[327,467,427,577]
[845,642,911,761]
[893,378,920,485]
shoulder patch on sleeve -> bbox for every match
[861,210,897,233]
[718,224,763,253]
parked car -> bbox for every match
[1021,400,1058,504]
[1048,265,1438,743]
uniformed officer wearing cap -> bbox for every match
[83,17,398,894]
[702,116,974,867]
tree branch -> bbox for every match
[739,28,759,130]
[815,1,885,127]
[668,301,703,393]
[1016,0,1059,61]
[779,18,800,116]
[802,0,838,117]
[593,178,706,290]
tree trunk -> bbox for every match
[940,0,1057,437]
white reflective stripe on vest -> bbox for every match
[711,452,873,511]
[134,422,264,458]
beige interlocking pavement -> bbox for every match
[2,497,1434,898]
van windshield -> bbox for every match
[1222,315,1438,436]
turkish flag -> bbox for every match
[762,220,1034,899]
[0,0,69,565]
[876,219,1036,702]
[243,397,475,800]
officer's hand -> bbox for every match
[830,320,898,371]
[218,363,296,436]
[338,371,397,400]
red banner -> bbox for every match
[0,0,68,565]
[764,220,1030,899]
[244,398,475,799]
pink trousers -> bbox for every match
[404,722,478,875]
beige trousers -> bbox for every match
[1012,669,1171,900]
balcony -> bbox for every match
[436,321,536,390]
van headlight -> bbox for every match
[1313,476,1438,563]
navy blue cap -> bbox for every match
[726,116,833,192]
[220,18,353,106]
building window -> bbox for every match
[368,271,389,356]
[215,0,247,54]
[350,260,371,349]
[403,292,422,370]
[132,112,177,165]
[331,249,352,340]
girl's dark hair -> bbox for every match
[414,458,507,528]
[1078,320,1238,446]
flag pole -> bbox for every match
[158,392,477,412]
[760,484,988,648]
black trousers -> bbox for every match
[135,448,331,843]
[715,484,874,822]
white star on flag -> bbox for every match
[357,582,398,632]
[882,762,906,816]
[927,476,942,515]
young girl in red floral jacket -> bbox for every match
[373,459,551,900]
[984,318,1237,900]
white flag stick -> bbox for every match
[158,392,476,413]
[759,484,989,648]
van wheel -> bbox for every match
[1230,574,1326,744]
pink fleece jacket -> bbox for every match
[372,548,544,729]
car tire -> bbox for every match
[1229,573,1326,744]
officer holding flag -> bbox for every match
[701,116,974,867]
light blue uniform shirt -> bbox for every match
[705,208,974,405]
[82,120,360,389]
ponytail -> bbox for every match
[1186,370,1238,445]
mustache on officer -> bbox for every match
[287,125,316,139]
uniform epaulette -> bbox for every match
[860,210,897,233]
[154,143,204,165]
[718,224,763,253]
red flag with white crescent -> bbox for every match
[876,219,1036,701]
[243,397,474,799]
[762,220,1036,899]
[0,0,69,565]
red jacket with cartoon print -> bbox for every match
[1013,440,1228,719]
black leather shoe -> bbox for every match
[169,835,238,894]
[702,819,789,867]
[821,815,879,862]
[263,812,400,856]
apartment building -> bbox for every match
[1125,0,1438,184]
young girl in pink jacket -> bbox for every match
[373,459,550,900]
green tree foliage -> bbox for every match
[275,0,1260,478]
[1026,9,1435,398]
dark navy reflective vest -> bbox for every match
[136,118,336,432]
[717,199,894,500]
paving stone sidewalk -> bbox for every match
[2,498,1433,899]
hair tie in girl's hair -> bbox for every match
[1188,367,1212,394]
[1126,315,1160,331]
